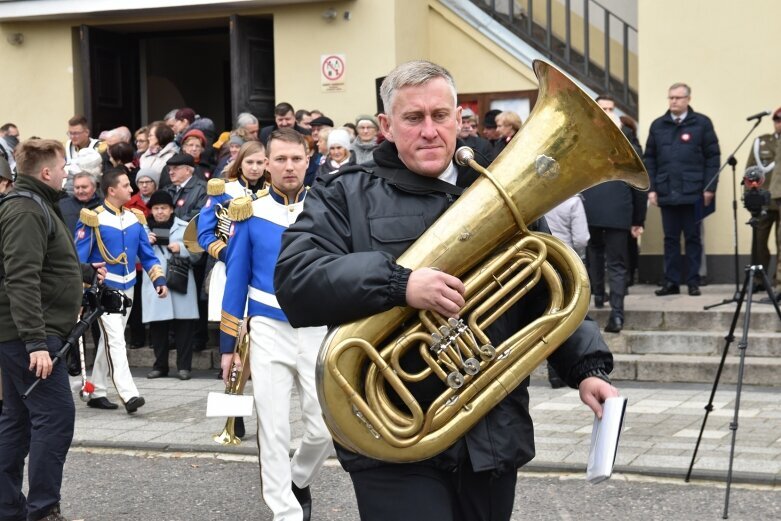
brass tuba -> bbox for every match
[316,60,649,463]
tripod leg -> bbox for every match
[758,268,781,320]
[685,267,750,483]
[722,266,757,519]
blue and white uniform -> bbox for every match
[220,186,330,521]
[75,202,165,405]
[198,177,261,321]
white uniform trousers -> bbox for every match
[91,289,139,403]
[249,316,331,521]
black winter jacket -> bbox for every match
[275,140,613,474]
[643,109,721,206]
[582,126,647,229]
[165,177,207,222]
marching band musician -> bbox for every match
[75,169,168,414]
[197,140,268,322]
[275,61,618,521]
[220,129,330,521]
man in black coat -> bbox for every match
[258,102,311,145]
[164,152,207,221]
[275,60,618,521]
[644,82,720,296]
[59,172,102,235]
[583,96,647,333]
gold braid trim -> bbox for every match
[95,228,128,266]
[207,178,226,196]
[79,208,99,228]
[208,240,226,260]
[228,196,253,221]
[129,208,147,226]
[148,265,164,282]
[220,311,241,336]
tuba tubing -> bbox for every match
[316,60,649,462]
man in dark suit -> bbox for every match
[644,82,720,296]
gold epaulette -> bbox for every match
[207,178,226,196]
[79,208,99,228]
[228,196,253,221]
[255,188,269,198]
[129,208,147,226]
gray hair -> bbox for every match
[72,171,97,188]
[380,60,457,114]
[237,112,259,128]
[163,109,178,121]
[669,82,691,96]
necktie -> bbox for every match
[674,117,682,125]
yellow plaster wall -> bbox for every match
[0,21,76,141]
[638,0,781,256]
[427,3,538,93]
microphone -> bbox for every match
[746,110,772,121]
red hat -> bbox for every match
[175,107,196,123]
[182,128,206,146]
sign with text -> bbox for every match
[321,54,346,92]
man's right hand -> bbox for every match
[29,350,53,379]
[220,352,242,387]
[406,267,466,317]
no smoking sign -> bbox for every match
[320,54,346,92]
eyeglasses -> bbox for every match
[667,96,689,101]
[135,138,149,144]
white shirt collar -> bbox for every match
[672,111,688,122]
[437,161,458,185]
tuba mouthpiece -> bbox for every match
[455,146,475,166]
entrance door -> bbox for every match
[229,15,274,126]
[79,25,140,134]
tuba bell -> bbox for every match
[315,60,649,463]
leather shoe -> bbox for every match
[178,369,191,381]
[605,316,623,333]
[593,295,605,308]
[234,417,246,439]
[654,284,680,296]
[688,285,701,296]
[125,396,145,414]
[147,370,167,379]
[292,483,312,521]
[87,397,118,410]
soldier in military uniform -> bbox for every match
[75,169,168,413]
[197,140,268,321]
[745,107,781,289]
[220,129,329,521]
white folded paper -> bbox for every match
[586,396,627,484]
[206,392,255,418]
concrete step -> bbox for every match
[612,353,781,386]
[589,307,781,333]
[603,330,781,357]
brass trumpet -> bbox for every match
[213,325,251,445]
[315,60,649,463]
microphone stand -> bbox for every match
[703,116,764,310]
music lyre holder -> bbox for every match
[703,116,764,310]
[685,221,781,518]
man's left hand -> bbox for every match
[703,191,715,207]
[156,285,169,298]
[29,350,53,379]
[578,377,620,419]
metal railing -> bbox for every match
[477,0,638,116]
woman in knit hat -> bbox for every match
[352,114,380,164]
[142,189,201,380]
[316,127,356,179]
[181,128,212,180]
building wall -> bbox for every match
[0,21,75,140]
[638,0,781,260]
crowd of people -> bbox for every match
[1,60,760,521]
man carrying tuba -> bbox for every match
[275,60,619,521]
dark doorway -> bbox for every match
[79,25,140,135]
[78,16,275,136]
